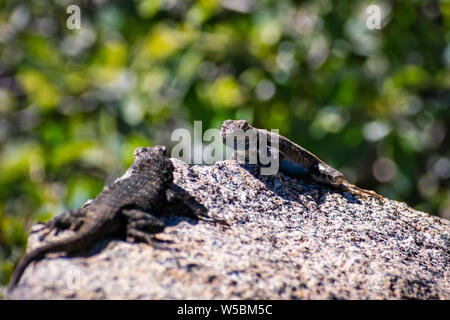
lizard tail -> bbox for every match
[8,232,89,289]
[341,180,383,201]
[8,221,110,288]
[8,243,58,288]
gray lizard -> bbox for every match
[8,145,221,288]
[221,119,383,200]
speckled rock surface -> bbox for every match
[6,158,450,299]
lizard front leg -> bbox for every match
[166,184,229,226]
[122,208,170,248]
[231,145,283,177]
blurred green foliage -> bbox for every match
[0,0,449,284]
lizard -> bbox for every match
[8,145,223,288]
[220,119,383,201]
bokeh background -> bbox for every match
[0,0,449,285]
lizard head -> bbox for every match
[134,145,166,158]
[130,145,174,182]
[221,119,250,133]
[220,119,251,144]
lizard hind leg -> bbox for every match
[38,208,86,241]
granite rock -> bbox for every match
[6,158,450,299]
